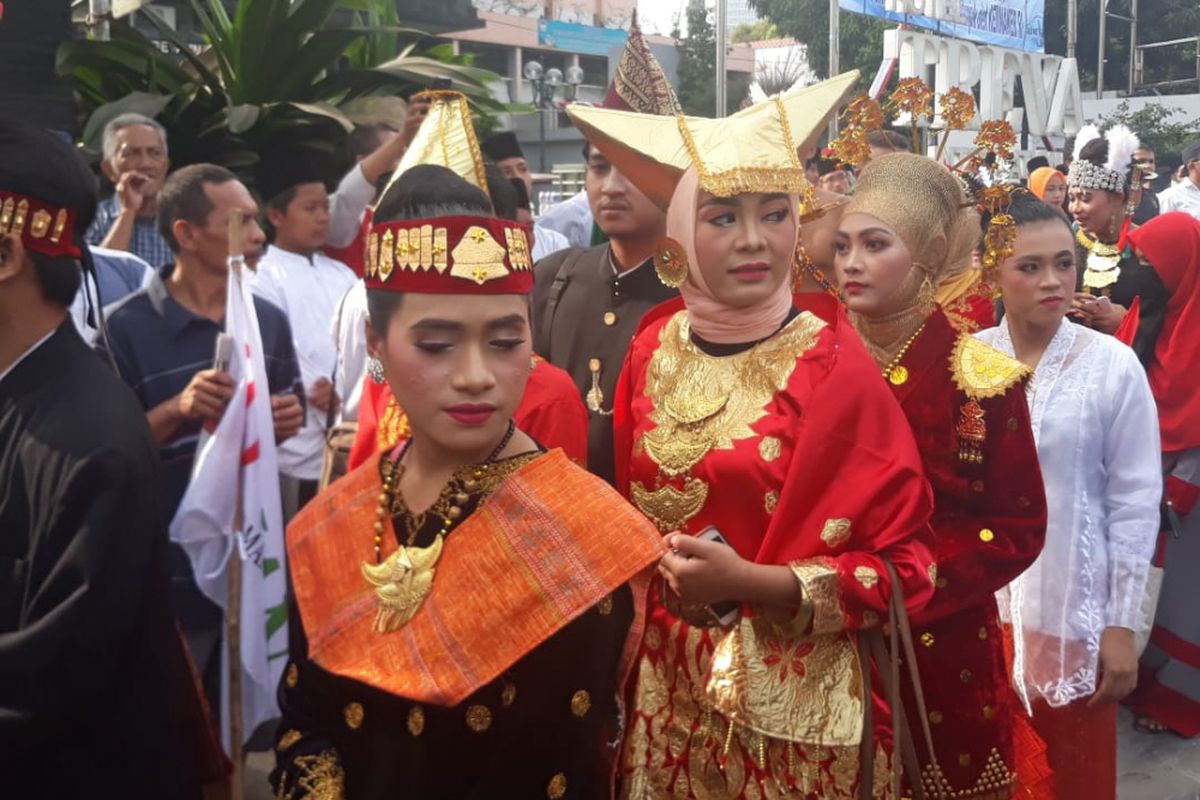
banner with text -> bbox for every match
[839,0,1045,53]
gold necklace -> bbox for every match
[1076,226,1124,290]
[882,321,927,386]
[361,420,516,633]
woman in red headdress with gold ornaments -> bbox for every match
[270,164,665,799]
[570,74,937,799]
[833,153,1048,799]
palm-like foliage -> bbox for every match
[58,0,505,186]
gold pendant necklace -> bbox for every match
[1076,226,1123,289]
[882,322,927,386]
[361,420,515,634]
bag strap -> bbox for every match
[535,247,589,360]
[857,560,941,800]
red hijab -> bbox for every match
[1128,212,1200,452]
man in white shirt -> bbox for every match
[537,189,595,248]
[1158,141,1200,221]
[252,155,357,515]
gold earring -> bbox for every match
[918,273,937,316]
[653,237,688,289]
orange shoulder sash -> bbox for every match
[287,449,664,706]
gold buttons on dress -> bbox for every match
[862,610,879,627]
[407,705,425,736]
[286,663,299,688]
[1016,495,1032,509]
[764,490,779,514]
[971,480,985,493]
[978,627,989,640]
[603,311,616,326]
[571,690,592,717]
[982,704,995,719]
[959,753,972,767]
[889,366,909,386]
[466,704,492,732]
[502,682,517,707]
[344,702,364,730]
[547,773,568,799]
[979,528,995,543]
[929,710,944,725]
[960,669,973,683]
[936,576,948,589]
[597,595,614,616]
[644,625,662,651]
[1006,417,1019,432]
[921,632,935,647]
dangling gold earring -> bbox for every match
[918,272,937,317]
[654,237,688,289]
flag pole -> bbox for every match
[226,212,246,800]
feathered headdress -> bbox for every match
[1068,123,1139,193]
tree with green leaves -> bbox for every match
[731,19,779,44]
[673,2,752,116]
[1099,101,1200,162]
[57,0,505,186]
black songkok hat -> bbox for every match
[0,119,97,259]
[815,156,847,177]
[255,147,336,205]
[480,131,524,162]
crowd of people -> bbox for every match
[4,15,1200,800]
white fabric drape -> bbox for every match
[977,319,1161,707]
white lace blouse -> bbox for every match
[976,319,1162,708]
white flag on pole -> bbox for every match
[170,266,289,747]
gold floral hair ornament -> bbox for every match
[974,180,1019,270]
[823,93,885,169]
[885,77,934,153]
[953,120,1018,172]
[933,87,977,161]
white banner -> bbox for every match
[170,267,289,748]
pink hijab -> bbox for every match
[667,167,796,343]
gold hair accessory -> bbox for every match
[565,71,860,209]
[885,77,934,153]
[654,237,688,288]
[791,240,839,297]
[934,87,977,162]
[824,93,885,169]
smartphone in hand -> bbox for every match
[696,526,741,627]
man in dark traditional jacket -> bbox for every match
[532,15,681,485]
[0,120,188,794]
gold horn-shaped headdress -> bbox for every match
[565,70,860,210]
[380,90,490,198]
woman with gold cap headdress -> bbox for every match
[833,153,1048,799]
[271,163,665,798]
[569,76,938,799]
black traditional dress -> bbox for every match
[0,321,187,795]
[1074,223,1170,366]
[272,449,660,799]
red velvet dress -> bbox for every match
[347,356,588,471]
[885,308,1047,799]
[613,296,937,799]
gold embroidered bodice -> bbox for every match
[631,311,826,532]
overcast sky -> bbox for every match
[637,0,693,36]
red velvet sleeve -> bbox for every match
[915,384,1047,624]
[759,325,937,632]
[516,361,589,463]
